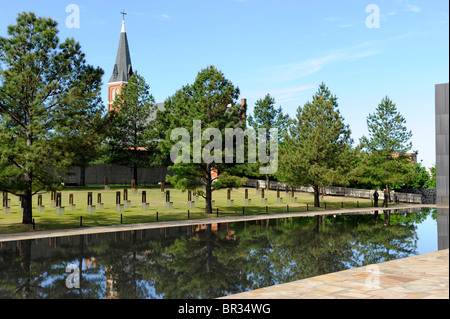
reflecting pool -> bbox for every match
[0,208,440,299]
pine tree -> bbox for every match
[0,12,104,224]
[278,83,356,207]
[101,72,157,186]
[359,96,415,198]
[58,66,106,187]
[247,94,290,189]
[158,66,247,214]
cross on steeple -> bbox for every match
[120,9,127,21]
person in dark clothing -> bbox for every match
[373,190,379,207]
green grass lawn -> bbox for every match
[0,185,377,235]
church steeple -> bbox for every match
[108,10,133,111]
[109,10,133,85]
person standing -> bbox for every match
[373,190,379,207]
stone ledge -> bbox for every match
[220,249,449,299]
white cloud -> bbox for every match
[161,14,171,20]
[338,23,354,28]
[247,85,314,98]
[397,0,422,13]
[325,16,341,22]
[255,54,340,83]
[254,44,382,83]
[245,85,316,104]
[129,12,172,21]
[406,5,421,13]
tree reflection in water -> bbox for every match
[0,208,437,299]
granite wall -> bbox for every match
[436,83,449,250]
[396,188,436,205]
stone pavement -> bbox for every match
[221,249,449,299]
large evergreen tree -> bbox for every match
[58,65,107,187]
[101,72,157,185]
[0,12,104,224]
[247,94,289,189]
[277,83,356,207]
[158,66,247,214]
[359,96,415,198]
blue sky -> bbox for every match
[0,0,448,168]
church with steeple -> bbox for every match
[107,10,247,116]
[107,11,134,112]
[63,10,248,185]
[107,11,166,114]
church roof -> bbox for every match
[109,20,133,84]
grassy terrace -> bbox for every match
[0,185,380,235]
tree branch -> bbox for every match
[0,97,27,130]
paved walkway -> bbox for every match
[221,249,449,299]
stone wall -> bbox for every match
[436,83,449,208]
[395,188,436,205]
[435,83,449,250]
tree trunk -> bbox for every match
[314,215,320,233]
[22,189,33,225]
[205,164,212,214]
[133,131,139,186]
[266,174,270,190]
[16,240,32,298]
[23,133,33,225]
[385,182,390,203]
[385,154,390,203]
[313,185,320,207]
[80,165,86,187]
[205,224,212,298]
[384,210,391,226]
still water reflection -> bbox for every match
[0,208,438,299]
